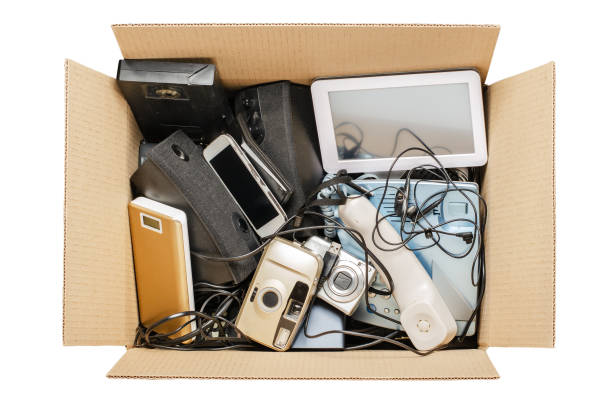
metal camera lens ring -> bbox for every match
[257,287,282,312]
[324,261,364,303]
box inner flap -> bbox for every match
[111,24,499,88]
[64,59,141,346]
[479,62,556,347]
[107,348,498,379]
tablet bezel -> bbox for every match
[311,70,487,173]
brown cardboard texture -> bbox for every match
[479,63,556,348]
[64,60,140,346]
[63,24,555,379]
[107,348,497,380]
[112,24,500,88]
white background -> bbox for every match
[1,0,609,403]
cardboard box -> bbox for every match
[63,24,556,379]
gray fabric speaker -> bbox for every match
[130,130,260,285]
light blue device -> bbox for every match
[292,301,345,349]
[320,176,481,336]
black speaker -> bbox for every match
[235,82,324,217]
[130,130,260,285]
[117,60,234,145]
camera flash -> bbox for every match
[274,327,291,349]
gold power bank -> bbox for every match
[128,197,195,339]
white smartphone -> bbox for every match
[203,134,287,238]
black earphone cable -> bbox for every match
[134,129,487,352]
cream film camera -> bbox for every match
[235,237,323,351]
[302,236,376,316]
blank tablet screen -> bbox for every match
[329,83,475,160]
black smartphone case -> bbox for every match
[234,81,324,217]
[234,113,293,206]
[130,130,260,285]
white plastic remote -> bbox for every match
[339,196,457,350]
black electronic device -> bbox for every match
[130,130,260,285]
[117,60,236,145]
[119,60,294,205]
[138,141,156,167]
[235,81,324,217]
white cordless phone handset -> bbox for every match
[339,196,457,351]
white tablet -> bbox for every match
[311,70,487,173]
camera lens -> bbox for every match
[325,262,361,301]
[258,287,282,312]
[333,271,353,291]
[262,290,279,308]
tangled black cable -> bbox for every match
[307,129,487,343]
[335,123,467,170]
[133,280,250,350]
[134,129,487,352]
[133,213,408,351]
[366,129,487,341]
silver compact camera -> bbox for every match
[303,236,376,316]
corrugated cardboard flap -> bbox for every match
[111,24,499,88]
[479,62,556,347]
[108,348,498,379]
[64,60,141,345]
